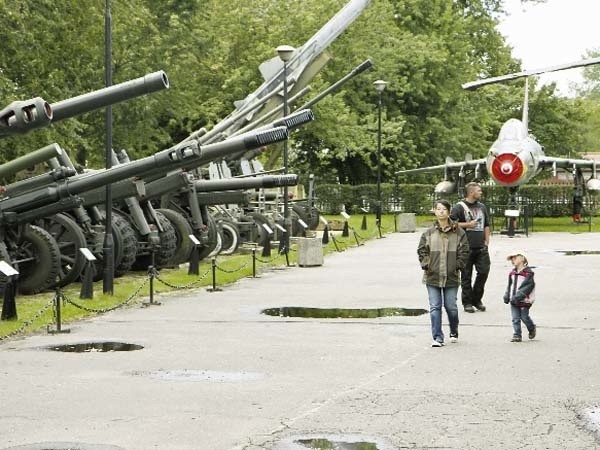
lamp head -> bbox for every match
[373,79,387,92]
[276,45,295,62]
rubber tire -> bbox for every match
[197,213,220,261]
[16,225,62,295]
[38,213,87,287]
[218,219,240,255]
[132,211,178,270]
[112,211,139,277]
[156,208,194,266]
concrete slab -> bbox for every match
[1,230,600,449]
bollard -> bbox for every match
[321,225,330,245]
[143,248,161,306]
[261,233,272,257]
[207,256,222,292]
[47,284,70,334]
[79,260,95,299]
[0,261,19,321]
[252,248,257,278]
[1,277,18,321]
[361,214,367,230]
[342,221,349,237]
[188,245,200,275]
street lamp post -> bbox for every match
[277,45,294,259]
[373,79,387,238]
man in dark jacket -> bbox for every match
[450,182,491,313]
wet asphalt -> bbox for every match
[1,227,600,450]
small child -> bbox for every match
[503,250,536,342]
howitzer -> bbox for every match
[0,125,290,294]
[0,71,169,138]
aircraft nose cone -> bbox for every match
[501,163,513,174]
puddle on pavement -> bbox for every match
[132,369,263,382]
[262,307,427,319]
[46,342,143,352]
[295,438,378,449]
[274,435,398,450]
[558,250,600,255]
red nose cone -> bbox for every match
[490,153,524,185]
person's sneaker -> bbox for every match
[464,305,476,313]
[449,333,458,343]
[511,335,522,342]
[528,326,537,340]
[431,340,444,347]
[474,304,486,312]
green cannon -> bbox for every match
[0,125,290,294]
[0,71,169,138]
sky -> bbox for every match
[497,0,600,96]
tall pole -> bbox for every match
[103,0,114,294]
[373,80,387,237]
[277,45,294,258]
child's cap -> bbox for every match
[506,250,528,262]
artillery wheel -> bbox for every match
[112,211,139,277]
[218,219,240,255]
[197,213,220,261]
[38,213,87,287]
[156,208,194,266]
[16,225,62,295]
[133,211,178,270]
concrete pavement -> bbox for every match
[1,228,600,449]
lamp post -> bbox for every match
[277,45,294,258]
[103,0,114,294]
[373,79,387,238]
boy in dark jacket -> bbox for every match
[503,250,536,342]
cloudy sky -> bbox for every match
[497,0,600,96]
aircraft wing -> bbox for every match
[396,158,487,175]
[538,156,598,170]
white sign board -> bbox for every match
[0,260,19,277]
[319,216,328,226]
[188,234,201,246]
[340,211,350,220]
[297,219,308,229]
[275,223,286,233]
[504,209,520,218]
[79,248,97,262]
[261,223,274,235]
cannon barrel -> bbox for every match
[194,174,298,192]
[196,190,252,205]
[0,97,52,137]
[0,143,63,181]
[51,70,169,121]
[0,126,290,223]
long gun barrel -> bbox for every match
[0,97,53,137]
[194,174,298,192]
[0,71,169,138]
[50,71,169,121]
[0,143,63,181]
[0,126,290,224]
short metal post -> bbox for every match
[207,256,222,292]
[48,285,70,334]
[252,248,256,278]
[143,248,161,306]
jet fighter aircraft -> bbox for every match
[396,57,600,222]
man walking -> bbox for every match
[450,182,491,313]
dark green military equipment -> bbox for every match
[0,125,291,293]
[0,71,168,138]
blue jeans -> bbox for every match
[511,304,535,337]
[426,285,459,343]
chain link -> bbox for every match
[63,276,149,313]
[154,269,211,289]
[0,298,54,341]
[215,260,250,274]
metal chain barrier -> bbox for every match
[63,276,150,313]
[154,268,211,289]
[254,252,284,264]
[215,260,250,274]
[0,298,54,341]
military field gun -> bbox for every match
[0,122,291,294]
[0,71,169,139]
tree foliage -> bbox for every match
[0,0,595,186]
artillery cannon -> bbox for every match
[0,124,290,294]
[0,71,169,138]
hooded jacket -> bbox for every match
[417,219,469,287]
[503,266,535,307]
